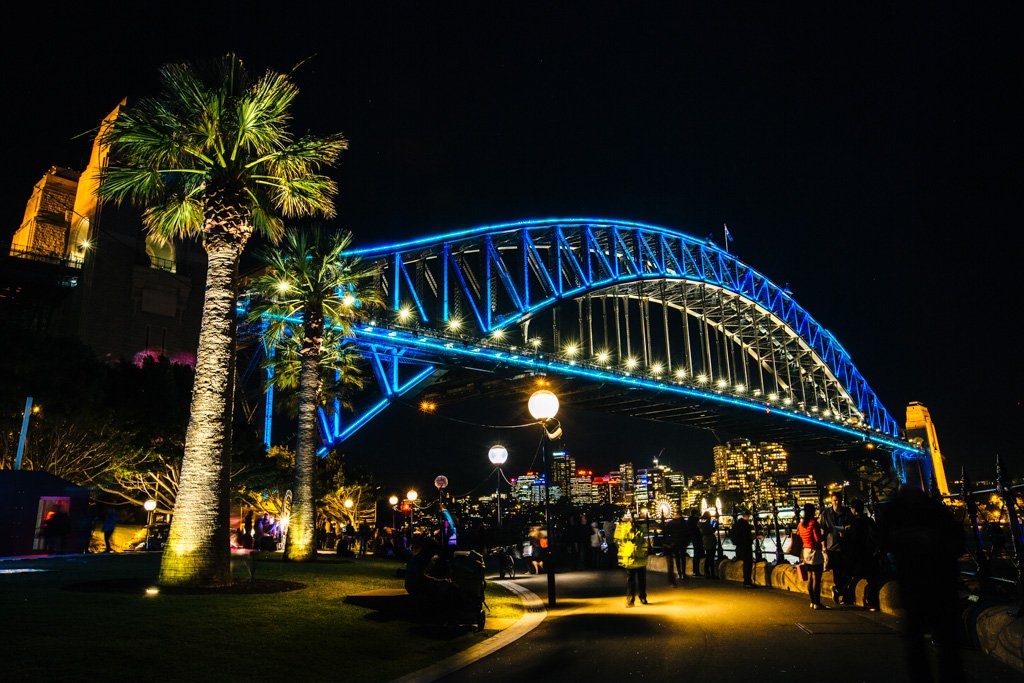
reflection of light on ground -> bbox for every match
[0,568,51,574]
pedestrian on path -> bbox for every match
[698,511,718,579]
[821,492,851,604]
[663,513,690,586]
[614,512,649,607]
[797,503,827,609]
[102,508,118,553]
[731,509,755,587]
[687,510,703,576]
[880,485,965,683]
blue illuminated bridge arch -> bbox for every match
[260,218,925,479]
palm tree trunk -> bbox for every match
[158,244,240,586]
[284,314,323,562]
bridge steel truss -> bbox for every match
[265,218,924,475]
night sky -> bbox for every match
[3,3,1021,494]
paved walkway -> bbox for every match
[441,570,1019,682]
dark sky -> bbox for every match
[3,3,1021,493]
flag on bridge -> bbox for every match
[723,224,734,252]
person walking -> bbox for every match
[687,510,703,577]
[880,485,965,683]
[698,511,718,579]
[797,503,827,609]
[614,513,649,606]
[843,498,880,609]
[663,513,690,586]
[731,509,755,587]
[102,508,118,553]
[589,521,604,569]
[821,492,851,604]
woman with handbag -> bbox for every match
[797,503,828,610]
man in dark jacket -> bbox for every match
[731,509,755,587]
[663,514,690,586]
[686,511,703,577]
[821,492,851,604]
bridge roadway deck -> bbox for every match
[439,570,1019,683]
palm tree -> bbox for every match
[248,226,377,561]
[98,55,347,586]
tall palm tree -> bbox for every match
[98,55,347,586]
[248,226,377,561]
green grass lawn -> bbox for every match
[1,552,524,681]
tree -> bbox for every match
[98,55,347,586]
[247,227,376,561]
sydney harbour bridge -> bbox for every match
[257,218,927,483]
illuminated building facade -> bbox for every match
[712,439,789,506]
[789,475,820,507]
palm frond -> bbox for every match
[266,175,339,218]
[256,134,348,176]
[231,71,298,159]
[142,194,205,240]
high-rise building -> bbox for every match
[711,439,789,506]
[619,462,635,505]
[789,475,819,507]
[569,469,597,504]
[552,450,576,501]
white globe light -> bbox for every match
[143,500,157,512]
[406,490,418,502]
[528,389,559,420]
[488,444,509,465]
[388,495,399,506]
[434,475,449,490]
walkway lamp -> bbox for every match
[144,499,157,549]
[434,476,449,546]
[488,445,509,527]
[528,388,560,607]
[389,495,399,528]
[406,489,418,534]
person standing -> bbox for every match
[698,511,718,579]
[687,510,703,577]
[821,492,851,604]
[797,503,827,609]
[880,485,965,682]
[843,498,880,609]
[588,521,604,569]
[731,509,755,587]
[614,513,649,606]
[102,508,118,553]
[663,513,690,586]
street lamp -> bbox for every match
[489,445,509,528]
[143,499,157,550]
[406,490,418,536]
[528,388,560,607]
[435,476,449,547]
[389,495,399,529]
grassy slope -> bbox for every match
[1,553,523,681]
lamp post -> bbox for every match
[406,489,418,538]
[389,495,399,529]
[488,445,509,528]
[143,499,157,550]
[528,388,561,607]
[435,475,449,547]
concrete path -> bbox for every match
[441,570,1020,682]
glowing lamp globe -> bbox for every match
[143,500,157,512]
[406,490,418,502]
[388,495,399,506]
[488,445,509,465]
[344,499,354,509]
[528,389,559,420]
[434,475,449,490]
